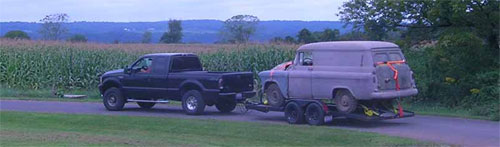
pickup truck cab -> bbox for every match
[99,53,255,115]
[258,41,418,114]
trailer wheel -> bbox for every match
[284,102,304,124]
[182,90,206,115]
[266,84,285,107]
[137,102,155,109]
[103,87,125,111]
[334,90,358,114]
[305,103,325,125]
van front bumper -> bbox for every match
[370,88,418,99]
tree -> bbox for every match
[160,19,183,43]
[297,28,316,43]
[221,15,260,43]
[319,28,339,41]
[338,0,499,47]
[3,30,30,40]
[142,31,152,43]
[284,36,296,44]
[67,34,87,42]
[270,37,284,43]
[39,13,69,40]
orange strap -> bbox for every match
[376,60,405,91]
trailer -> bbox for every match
[245,99,414,125]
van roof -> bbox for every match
[297,41,399,51]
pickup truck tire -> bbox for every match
[215,97,236,113]
[284,101,304,124]
[334,90,357,114]
[182,90,206,115]
[137,102,155,109]
[103,87,125,111]
[266,84,285,107]
[305,103,325,125]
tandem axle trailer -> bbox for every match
[245,99,414,125]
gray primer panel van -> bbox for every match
[258,41,418,113]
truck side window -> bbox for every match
[132,57,153,73]
[301,52,313,66]
[171,56,203,72]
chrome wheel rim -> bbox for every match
[186,96,197,110]
[108,95,117,106]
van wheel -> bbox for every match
[137,102,155,109]
[284,102,304,124]
[266,84,285,107]
[305,103,325,125]
[216,97,236,113]
[182,90,206,115]
[103,87,125,111]
[334,90,358,114]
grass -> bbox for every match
[403,101,493,120]
[0,111,437,146]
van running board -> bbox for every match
[127,99,170,103]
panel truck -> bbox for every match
[247,41,417,125]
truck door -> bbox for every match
[148,56,169,99]
[121,57,154,99]
[288,52,313,99]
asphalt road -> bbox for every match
[1,100,499,146]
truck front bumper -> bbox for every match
[370,88,418,99]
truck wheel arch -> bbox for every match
[180,82,203,95]
[332,87,356,99]
[101,79,122,93]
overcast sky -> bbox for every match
[0,0,347,22]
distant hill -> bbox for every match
[0,20,350,43]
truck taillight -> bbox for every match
[218,78,224,90]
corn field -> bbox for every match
[0,39,296,90]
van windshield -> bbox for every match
[373,51,404,63]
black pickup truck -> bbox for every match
[98,53,255,115]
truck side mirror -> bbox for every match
[123,65,131,74]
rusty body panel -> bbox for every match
[259,41,418,101]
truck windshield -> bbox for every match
[171,56,203,72]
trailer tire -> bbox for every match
[284,101,304,124]
[266,83,285,107]
[182,90,206,115]
[305,103,325,125]
[103,87,125,111]
[334,90,357,114]
[137,102,155,109]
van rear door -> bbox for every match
[373,49,412,91]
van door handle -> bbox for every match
[307,67,313,71]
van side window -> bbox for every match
[299,52,313,66]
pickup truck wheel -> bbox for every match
[334,90,358,114]
[103,87,125,111]
[182,90,206,115]
[266,84,285,107]
[284,101,304,124]
[305,103,325,125]
[137,102,155,109]
[215,98,236,113]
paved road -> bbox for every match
[1,100,499,146]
